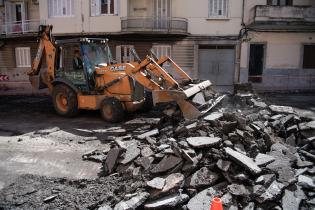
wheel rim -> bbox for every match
[102,103,113,119]
[56,93,68,112]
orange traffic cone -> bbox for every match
[210,197,223,210]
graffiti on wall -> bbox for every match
[0,75,9,81]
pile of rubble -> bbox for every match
[83,94,315,210]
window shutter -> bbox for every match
[116,45,121,63]
[114,0,120,15]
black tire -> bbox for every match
[142,91,153,112]
[52,84,79,117]
[100,97,125,123]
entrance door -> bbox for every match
[198,46,235,92]
[249,44,264,83]
[154,0,170,29]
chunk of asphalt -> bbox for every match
[144,194,189,209]
[147,177,166,190]
[217,159,234,172]
[298,175,315,189]
[269,105,294,114]
[255,153,275,167]
[204,112,223,122]
[186,184,224,210]
[227,184,250,196]
[98,204,113,210]
[224,147,261,175]
[137,129,159,140]
[186,167,219,188]
[256,181,285,203]
[151,155,182,174]
[150,173,185,199]
[114,192,149,210]
[141,146,154,157]
[186,137,221,148]
[282,190,301,210]
[120,141,140,165]
[104,148,122,174]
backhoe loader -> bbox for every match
[28,25,213,122]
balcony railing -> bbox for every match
[251,5,315,23]
[0,20,40,35]
[121,16,188,34]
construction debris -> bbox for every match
[1,93,315,210]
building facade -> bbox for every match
[240,0,315,91]
[0,0,314,94]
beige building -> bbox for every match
[0,0,314,94]
[241,0,315,91]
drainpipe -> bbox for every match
[236,0,246,84]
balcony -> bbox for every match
[121,16,189,35]
[0,20,40,37]
[249,5,315,32]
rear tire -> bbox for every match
[100,97,124,123]
[52,84,78,117]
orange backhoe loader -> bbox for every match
[27,25,213,122]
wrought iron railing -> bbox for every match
[0,20,40,35]
[121,16,188,33]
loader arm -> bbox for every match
[27,25,56,91]
[125,54,212,120]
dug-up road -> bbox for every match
[0,93,314,191]
[0,96,143,190]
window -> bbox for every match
[91,0,119,16]
[48,0,74,18]
[303,45,315,69]
[267,0,292,6]
[15,47,31,67]
[116,45,134,63]
[152,45,171,66]
[209,0,229,18]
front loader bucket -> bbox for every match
[152,80,212,120]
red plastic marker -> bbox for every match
[210,197,223,210]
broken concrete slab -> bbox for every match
[192,92,206,105]
[186,184,223,210]
[161,173,185,194]
[255,153,275,167]
[257,181,285,203]
[151,155,182,174]
[251,99,267,108]
[104,148,122,174]
[227,184,250,196]
[204,112,223,122]
[125,118,160,126]
[282,190,301,210]
[120,141,140,165]
[216,159,231,172]
[134,157,154,170]
[269,105,294,114]
[114,192,149,210]
[243,202,255,210]
[98,204,113,210]
[186,137,221,148]
[298,175,315,189]
[186,167,219,188]
[147,177,165,190]
[141,146,154,157]
[144,194,189,209]
[137,129,159,140]
[224,147,262,175]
